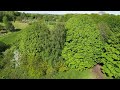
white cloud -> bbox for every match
[18,11,120,15]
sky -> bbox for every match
[18,11,120,15]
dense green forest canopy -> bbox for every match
[0,11,119,79]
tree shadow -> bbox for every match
[0,30,7,34]
[0,41,10,53]
[11,29,21,32]
[15,29,21,31]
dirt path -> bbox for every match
[92,64,104,79]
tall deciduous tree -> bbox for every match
[3,16,15,32]
[62,15,103,71]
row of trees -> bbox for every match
[0,20,66,78]
[62,14,120,78]
[0,11,74,23]
[89,14,120,78]
[62,15,103,71]
[0,12,119,79]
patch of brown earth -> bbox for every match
[92,64,104,79]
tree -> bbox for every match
[97,18,120,78]
[3,16,15,32]
[93,14,120,78]
[0,25,4,31]
[16,20,51,77]
[6,22,15,32]
[62,15,103,71]
[14,20,67,77]
[49,23,66,66]
[3,16,8,25]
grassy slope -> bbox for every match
[0,32,20,45]
[0,21,28,30]
[42,69,97,79]
[0,21,28,45]
[0,22,5,26]
[12,21,28,30]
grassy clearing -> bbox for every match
[0,21,29,30]
[0,21,28,45]
[12,21,29,30]
[0,22,5,26]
